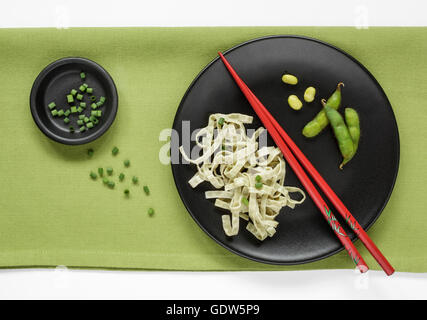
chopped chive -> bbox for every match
[86,87,93,94]
[148,208,155,216]
[91,103,97,109]
[64,109,71,116]
[91,110,97,117]
[112,147,119,156]
[96,110,102,117]
[79,115,85,120]
[48,102,56,110]
[77,119,84,126]
[92,117,99,124]
[79,126,86,132]
[90,171,97,180]
[69,126,74,133]
[90,96,97,101]
[79,85,86,92]
[80,102,86,108]
[67,95,74,103]
[99,96,106,103]
[221,145,225,150]
[255,175,262,183]
[76,94,83,101]
[106,167,113,175]
[132,176,138,184]
[63,117,70,124]
[86,122,94,129]
[83,83,89,88]
[103,177,109,184]
[218,117,225,126]
[84,117,89,123]
[70,89,77,96]
[51,109,58,116]
[89,115,96,122]
[255,182,263,189]
[241,197,249,206]
[143,186,150,195]
[124,189,130,196]
[119,173,125,181]
[96,101,103,107]
[70,106,77,113]
[98,168,103,176]
[124,159,130,167]
[87,148,94,157]
[80,72,86,79]
[57,109,64,117]
[107,181,115,189]
[77,107,83,113]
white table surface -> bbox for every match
[1,0,426,300]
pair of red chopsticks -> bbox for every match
[218,52,394,275]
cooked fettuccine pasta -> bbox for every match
[179,113,306,241]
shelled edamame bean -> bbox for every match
[281,74,298,85]
[288,95,303,110]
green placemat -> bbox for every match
[0,27,426,272]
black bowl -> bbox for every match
[30,57,118,145]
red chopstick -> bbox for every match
[218,52,394,275]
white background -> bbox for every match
[1,0,427,300]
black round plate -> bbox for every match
[171,36,399,265]
[30,57,118,145]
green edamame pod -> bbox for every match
[345,108,360,149]
[302,82,344,138]
[322,100,354,169]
